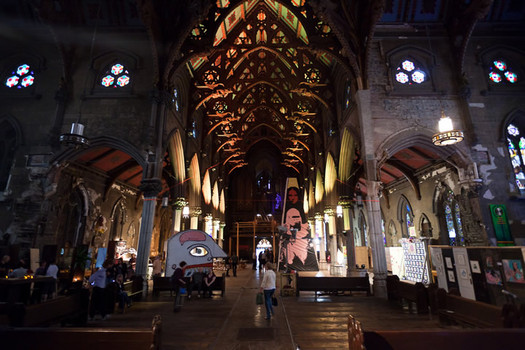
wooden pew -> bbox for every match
[348,315,525,350]
[296,273,371,300]
[5,288,89,327]
[386,275,429,314]
[436,289,504,328]
[124,275,144,300]
[1,314,161,350]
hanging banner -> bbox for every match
[278,178,319,271]
[489,204,514,246]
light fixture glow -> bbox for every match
[432,111,464,146]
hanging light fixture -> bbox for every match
[432,110,464,146]
[60,2,101,148]
[60,120,90,147]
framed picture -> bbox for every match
[447,270,456,283]
[457,255,466,266]
[445,257,453,269]
[470,260,481,274]
[502,259,525,284]
[459,268,469,280]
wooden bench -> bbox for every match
[348,314,525,350]
[296,273,371,300]
[123,276,144,300]
[1,314,161,350]
[436,289,504,328]
[4,288,89,327]
[386,275,429,314]
[153,273,226,297]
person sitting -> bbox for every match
[203,269,217,298]
[9,260,28,278]
[115,273,131,312]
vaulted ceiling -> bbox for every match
[184,0,342,177]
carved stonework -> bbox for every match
[139,178,162,198]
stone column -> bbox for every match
[172,198,187,234]
[366,180,388,298]
[204,214,213,236]
[213,219,220,241]
[325,207,337,271]
[190,206,201,230]
[136,178,162,294]
[356,89,387,298]
[219,222,226,248]
[315,212,326,270]
[340,197,357,275]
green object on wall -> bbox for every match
[489,204,514,246]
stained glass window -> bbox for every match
[506,121,525,192]
[173,88,180,111]
[489,59,518,84]
[100,63,130,88]
[443,190,464,246]
[395,59,426,85]
[399,198,415,239]
[5,63,35,89]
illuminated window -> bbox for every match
[489,59,518,84]
[5,64,35,89]
[398,197,415,238]
[395,59,426,85]
[100,63,130,88]
[173,88,180,112]
[443,190,464,246]
[506,119,525,193]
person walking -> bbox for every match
[259,262,277,320]
[171,261,187,312]
[231,253,239,277]
[89,261,109,320]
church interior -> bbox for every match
[1,0,525,346]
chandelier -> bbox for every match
[432,111,464,146]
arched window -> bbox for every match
[506,118,525,193]
[443,190,464,246]
[395,58,427,85]
[342,80,352,110]
[398,196,415,238]
[387,46,436,94]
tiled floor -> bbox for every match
[91,267,441,349]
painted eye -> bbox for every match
[189,246,208,257]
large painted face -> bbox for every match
[167,230,227,276]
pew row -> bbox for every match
[348,315,525,350]
[296,273,371,300]
[1,315,161,350]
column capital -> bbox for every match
[172,197,188,209]
[338,195,353,208]
[139,178,162,197]
[190,206,202,217]
[324,206,335,217]
[365,180,383,199]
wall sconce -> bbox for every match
[432,111,464,146]
[336,205,343,218]
[182,206,190,218]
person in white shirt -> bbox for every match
[259,262,277,319]
[45,259,59,300]
[88,261,108,320]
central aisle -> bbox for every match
[92,266,440,349]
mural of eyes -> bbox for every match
[189,245,209,257]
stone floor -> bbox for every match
[89,267,442,350]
